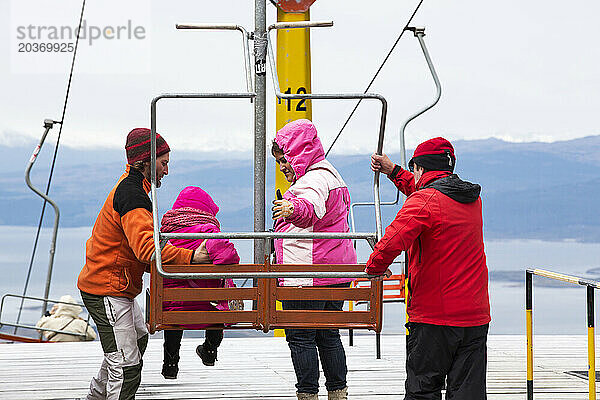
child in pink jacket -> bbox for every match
[160,186,240,379]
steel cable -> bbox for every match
[325,0,425,157]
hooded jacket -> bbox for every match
[35,295,97,342]
[366,167,490,327]
[161,186,240,329]
[78,165,193,299]
[273,119,357,287]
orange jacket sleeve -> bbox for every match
[121,208,193,264]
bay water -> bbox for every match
[2,226,600,335]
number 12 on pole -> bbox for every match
[280,87,308,112]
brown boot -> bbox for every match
[328,387,348,400]
[296,392,318,400]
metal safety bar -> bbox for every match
[150,92,256,281]
[265,21,387,242]
[267,20,334,30]
[175,23,253,93]
[148,92,379,281]
[150,271,373,280]
[0,293,91,341]
[24,119,62,318]
[158,231,376,280]
[348,26,441,239]
[401,27,442,169]
[526,268,598,400]
[161,232,376,240]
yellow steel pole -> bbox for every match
[587,286,596,400]
[273,7,312,337]
[275,8,312,141]
[526,271,533,400]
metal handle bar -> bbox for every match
[400,27,441,170]
[525,268,599,399]
[1,293,85,310]
[150,92,257,283]
[153,270,377,280]
[265,30,387,243]
[175,23,253,93]
[0,293,91,340]
[527,268,600,289]
[267,20,334,31]
[151,93,255,102]
[24,119,62,317]
[177,23,245,30]
[161,232,376,240]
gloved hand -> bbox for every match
[272,199,294,220]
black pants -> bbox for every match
[281,282,350,394]
[405,322,488,400]
[163,328,224,356]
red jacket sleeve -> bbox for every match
[365,190,434,274]
[389,165,416,196]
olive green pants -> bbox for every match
[81,291,148,400]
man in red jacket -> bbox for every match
[367,137,490,400]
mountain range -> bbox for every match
[1,135,599,242]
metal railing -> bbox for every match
[24,119,62,318]
[0,294,92,341]
[526,268,599,400]
[175,23,253,93]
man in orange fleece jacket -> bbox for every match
[78,128,209,400]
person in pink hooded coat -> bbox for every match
[159,186,240,379]
[271,119,355,400]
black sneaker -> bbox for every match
[161,350,179,379]
[196,344,217,366]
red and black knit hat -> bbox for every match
[125,128,170,165]
[408,137,456,172]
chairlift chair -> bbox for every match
[146,21,389,336]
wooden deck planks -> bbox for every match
[0,334,596,399]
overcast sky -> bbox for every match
[1,0,599,157]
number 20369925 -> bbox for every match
[18,42,74,53]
